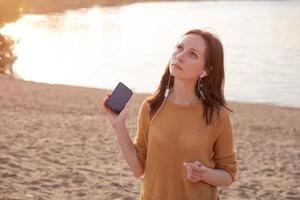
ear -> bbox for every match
[200,70,207,78]
[201,66,211,78]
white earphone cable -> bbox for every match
[117,77,171,193]
[118,87,140,193]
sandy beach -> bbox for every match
[0,74,299,200]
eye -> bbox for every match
[176,45,184,50]
[190,52,198,58]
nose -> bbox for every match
[175,51,185,63]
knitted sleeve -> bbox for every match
[133,99,151,167]
[212,109,238,182]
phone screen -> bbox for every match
[105,82,133,115]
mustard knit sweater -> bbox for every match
[134,97,238,200]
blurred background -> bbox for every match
[1,1,300,200]
[1,0,300,107]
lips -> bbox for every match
[172,63,183,71]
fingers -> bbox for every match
[192,161,203,173]
[194,161,203,168]
[122,101,131,113]
[184,162,204,174]
[187,165,198,182]
[101,92,116,115]
[189,163,204,176]
[118,95,133,117]
[187,172,199,182]
[117,101,129,118]
[183,161,205,182]
[183,162,193,181]
[102,92,111,107]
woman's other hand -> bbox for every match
[183,161,210,183]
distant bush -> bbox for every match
[0,0,24,76]
[0,34,17,76]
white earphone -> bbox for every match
[164,88,170,97]
[164,75,172,97]
[200,71,207,78]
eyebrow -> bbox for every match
[178,43,200,54]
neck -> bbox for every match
[169,78,199,105]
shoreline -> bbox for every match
[0,74,299,199]
[1,74,298,110]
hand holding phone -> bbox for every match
[104,82,133,115]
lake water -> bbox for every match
[1,1,300,108]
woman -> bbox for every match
[102,29,238,200]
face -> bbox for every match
[169,34,207,80]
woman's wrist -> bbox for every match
[202,168,233,187]
[113,121,126,131]
[201,167,213,183]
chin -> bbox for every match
[170,69,181,76]
[170,71,180,78]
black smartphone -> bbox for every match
[105,82,133,115]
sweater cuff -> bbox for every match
[214,153,238,182]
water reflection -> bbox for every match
[0,1,299,107]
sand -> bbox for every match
[0,74,299,200]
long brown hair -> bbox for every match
[148,29,232,126]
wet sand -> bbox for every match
[0,75,299,200]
